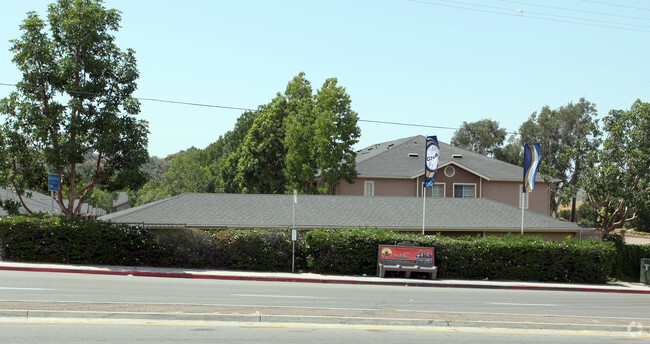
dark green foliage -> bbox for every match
[125,227,294,272]
[604,234,650,281]
[303,229,613,283]
[558,209,571,221]
[1,199,22,216]
[303,228,405,275]
[576,203,600,228]
[150,228,224,268]
[0,218,621,283]
[629,210,650,233]
[0,215,165,266]
[218,229,293,272]
[437,235,613,283]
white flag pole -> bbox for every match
[422,186,426,235]
[521,195,524,235]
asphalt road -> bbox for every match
[1,270,650,320]
[0,320,646,344]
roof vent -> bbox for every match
[408,153,419,157]
[452,154,463,159]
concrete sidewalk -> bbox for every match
[1,260,649,294]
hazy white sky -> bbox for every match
[2,0,649,157]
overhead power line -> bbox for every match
[580,0,650,12]
[0,81,518,135]
[497,0,650,21]
[407,0,650,33]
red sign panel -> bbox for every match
[378,245,434,266]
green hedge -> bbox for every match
[605,234,650,281]
[303,228,614,283]
[0,216,622,284]
[0,215,165,266]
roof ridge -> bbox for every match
[101,193,188,221]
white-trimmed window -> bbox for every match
[453,183,476,198]
[423,183,445,198]
[519,184,529,209]
[364,181,374,197]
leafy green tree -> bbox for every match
[210,110,260,193]
[519,98,601,219]
[309,78,360,193]
[235,73,360,195]
[234,97,290,194]
[493,135,523,166]
[283,74,317,193]
[579,100,650,235]
[130,179,169,207]
[451,119,507,157]
[128,73,359,201]
[0,0,148,216]
[163,151,212,195]
[85,187,118,213]
[131,150,211,206]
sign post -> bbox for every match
[47,173,59,215]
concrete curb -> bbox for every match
[0,309,642,333]
[1,263,650,294]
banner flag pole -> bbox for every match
[423,136,440,235]
[521,197,524,235]
[522,143,541,236]
[422,186,426,235]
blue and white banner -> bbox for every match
[424,136,440,188]
[523,143,541,193]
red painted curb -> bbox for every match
[2,265,650,294]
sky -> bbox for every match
[1,0,649,158]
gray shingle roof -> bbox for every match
[99,193,582,232]
[355,135,540,182]
[0,187,106,216]
[113,192,129,207]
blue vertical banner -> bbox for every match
[424,136,440,187]
[523,143,541,193]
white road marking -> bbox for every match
[0,287,55,291]
[232,294,328,299]
[490,302,556,307]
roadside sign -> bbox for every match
[48,173,59,191]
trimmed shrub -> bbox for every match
[436,234,614,283]
[0,217,619,283]
[605,234,650,281]
[303,229,614,283]
[220,229,293,272]
[150,228,225,268]
[0,215,165,266]
[303,228,409,275]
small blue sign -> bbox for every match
[48,173,59,192]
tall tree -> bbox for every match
[283,74,317,193]
[493,135,523,166]
[309,77,360,193]
[209,110,260,193]
[579,100,650,235]
[234,72,360,194]
[0,0,148,215]
[519,98,601,219]
[450,119,507,157]
[234,97,290,194]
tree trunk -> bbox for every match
[570,196,577,222]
